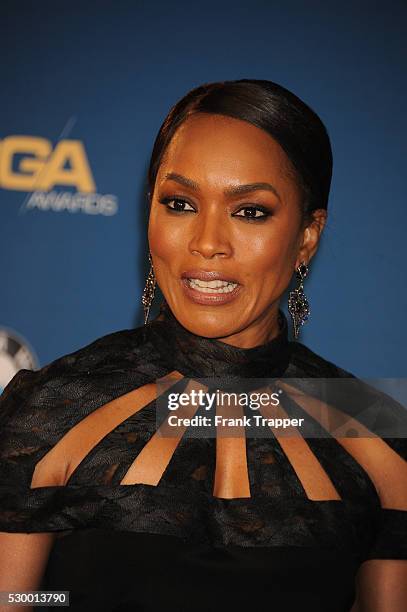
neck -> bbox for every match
[148,300,292,379]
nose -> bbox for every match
[188,207,233,259]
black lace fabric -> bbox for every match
[0,301,406,611]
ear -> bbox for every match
[296,209,327,267]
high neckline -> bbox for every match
[147,301,292,379]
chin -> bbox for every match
[178,311,238,339]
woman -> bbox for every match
[0,79,406,612]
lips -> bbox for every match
[181,269,240,283]
[180,269,242,305]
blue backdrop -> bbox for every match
[1,0,406,391]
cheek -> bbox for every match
[148,208,182,262]
[235,219,300,288]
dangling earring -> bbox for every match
[288,261,310,340]
[141,252,156,325]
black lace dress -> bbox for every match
[0,303,406,612]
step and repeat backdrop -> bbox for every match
[1,1,406,391]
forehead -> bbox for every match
[157,113,295,190]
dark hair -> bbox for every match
[147,79,333,222]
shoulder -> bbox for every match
[287,340,356,378]
[0,323,162,431]
[4,324,148,383]
[285,340,407,460]
[40,324,149,376]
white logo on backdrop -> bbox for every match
[0,328,39,393]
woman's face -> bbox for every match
[148,113,326,347]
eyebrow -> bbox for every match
[163,172,281,201]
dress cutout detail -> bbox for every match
[31,371,183,488]
[121,377,206,486]
[278,379,407,510]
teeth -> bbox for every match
[190,278,232,288]
[187,278,238,293]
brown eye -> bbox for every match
[233,206,271,221]
[159,197,196,213]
